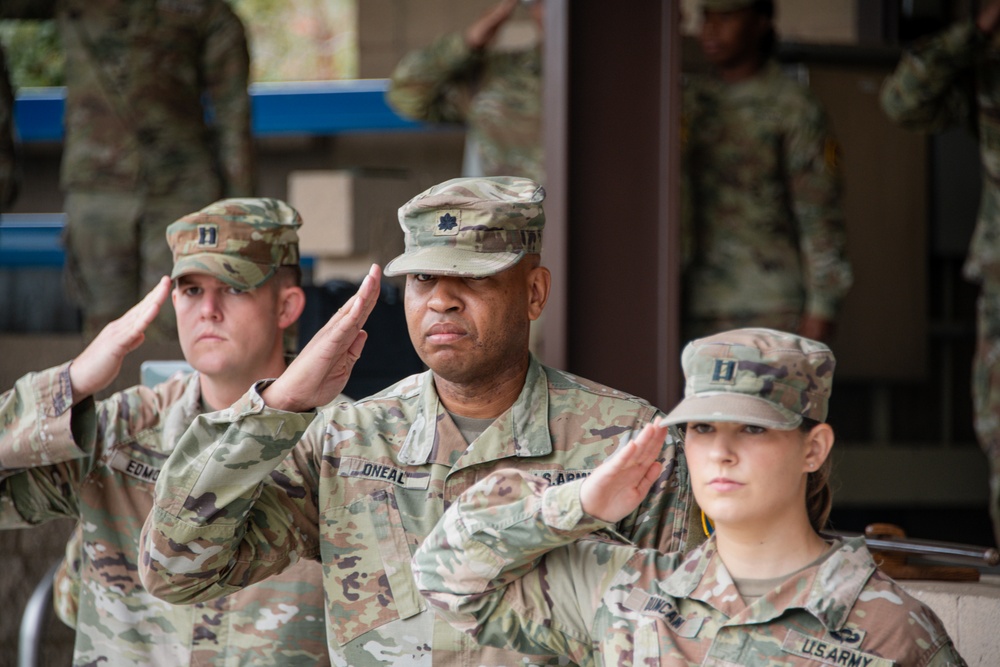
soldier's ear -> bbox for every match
[526,265,550,321]
[278,285,306,330]
[803,423,834,472]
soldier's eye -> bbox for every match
[414,274,433,282]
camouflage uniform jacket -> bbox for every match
[880,20,1000,282]
[0,0,253,197]
[0,364,329,667]
[415,470,968,667]
[387,32,543,183]
[140,354,695,666]
[682,61,852,321]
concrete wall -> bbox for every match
[903,577,1000,667]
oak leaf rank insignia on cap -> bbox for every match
[384,176,545,278]
[435,212,460,235]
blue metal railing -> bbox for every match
[13,79,422,142]
[0,214,67,267]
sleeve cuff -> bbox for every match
[32,363,88,464]
[210,379,315,422]
[542,478,614,535]
[437,31,481,68]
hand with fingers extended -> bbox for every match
[465,0,519,50]
[580,419,669,523]
[262,264,382,412]
[68,276,172,405]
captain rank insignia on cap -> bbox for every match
[197,224,219,247]
[711,359,737,383]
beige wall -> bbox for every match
[359,0,498,78]
[364,0,862,70]
[903,578,1000,667]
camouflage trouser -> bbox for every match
[973,282,1000,547]
[682,311,801,346]
[63,189,220,340]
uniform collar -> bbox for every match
[397,354,552,466]
[659,535,876,631]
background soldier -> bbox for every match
[0,44,17,211]
[140,176,696,666]
[0,199,328,666]
[682,0,852,343]
[880,0,1000,548]
[387,0,544,183]
[0,0,255,340]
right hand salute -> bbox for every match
[580,419,669,524]
[69,275,172,405]
[262,264,382,412]
[465,0,519,50]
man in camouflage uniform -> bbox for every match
[880,1,1000,549]
[0,199,329,666]
[387,0,544,183]
[139,176,696,666]
[1,0,255,340]
[0,44,17,211]
[682,0,852,343]
[414,329,967,666]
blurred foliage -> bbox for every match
[0,0,356,89]
[233,0,357,82]
[0,21,64,87]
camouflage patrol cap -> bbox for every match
[166,198,302,290]
[383,176,545,278]
[663,328,835,429]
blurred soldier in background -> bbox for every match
[387,0,544,184]
[881,0,1000,547]
[0,44,18,211]
[681,0,852,344]
[0,0,255,340]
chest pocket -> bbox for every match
[321,487,425,646]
